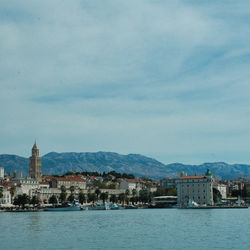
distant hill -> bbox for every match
[0,152,250,180]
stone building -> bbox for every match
[29,142,42,182]
[51,176,86,190]
[176,169,214,207]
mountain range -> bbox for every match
[0,151,250,180]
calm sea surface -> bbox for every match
[0,208,249,250]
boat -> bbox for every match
[109,203,120,210]
[124,204,138,209]
[148,196,178,208]
[187,200,199,208]
[87,202,120,210]
[44,200,81,211]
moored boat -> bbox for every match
[44,200,81,211]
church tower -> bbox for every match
[29,141,42,181]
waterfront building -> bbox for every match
[0,188,11,205]
[161,177,177,188]
[176,169,214,207]
[13,178,40,196]
[29,142,42,181]
[51,176,86,190]
[213,182,227,199]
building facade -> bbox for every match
[51,176,86,190]
[176,169,214,207]
[29,142,42,181]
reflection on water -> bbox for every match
[0,209,250,250]
[26,213,41,233]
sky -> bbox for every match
[1,0,250,164]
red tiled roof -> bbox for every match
[179,175,206,180]
[53,176,86,182]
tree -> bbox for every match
[139,190,152,203]
[49,195,58,204]
[95,188,101,199]
[10,186,16,203]
[125,189,130,196]
[60,185,67,203]
[110,194,118,203]
[13,194,30,209]
[30,196,39,207]
[78,191,86,204]
[100,192,109,203]
[60,185,66,193]
[107,183,116,189]
[118,193,126,205]
[68,194,75,203]
[70,186,75,194]
[165,187,177,196]
[125,189,130,204]
[59,192,67,203]
[0,187,3,199]
[87,192,97,203]
[132,189,137,197]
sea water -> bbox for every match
[0,208,249,250]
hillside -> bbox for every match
[0,152,250,179]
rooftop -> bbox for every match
[179,175,206,180]
[53,176,86,182]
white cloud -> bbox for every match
[1,0,250,164]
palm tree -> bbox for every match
[78,191,86,204]
[68,193,75,203]
[60,185,67,203]
[118,193,125,205]
[10,186,16,204]
[70,186,75,194]
[100,192,109,203]
[0,187,3,201]
[88,192,97,204]
[30,196,39,207]
[132,189,137,198]
[125,189,130,204]
[59,192,67,203]
[14,194,30,209]
[49,195,58,204]
[61,185,66,193]
[95,188,101,200]
[110,194,118,203]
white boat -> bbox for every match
[187,200,199,208]
[87,202,120,210]
[44,200,81,211]
[94,202,110,210]
[109,203,120,210]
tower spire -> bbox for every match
[29,142,42,181]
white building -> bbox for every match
[213,182,227,199]
[119,179,142,194]
[13,178,40,196]
[0,188,11,205]
[0,168,4,179]
[176,169,214,207]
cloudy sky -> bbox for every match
[1,0,250,164]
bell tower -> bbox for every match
[29,141,42,181]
